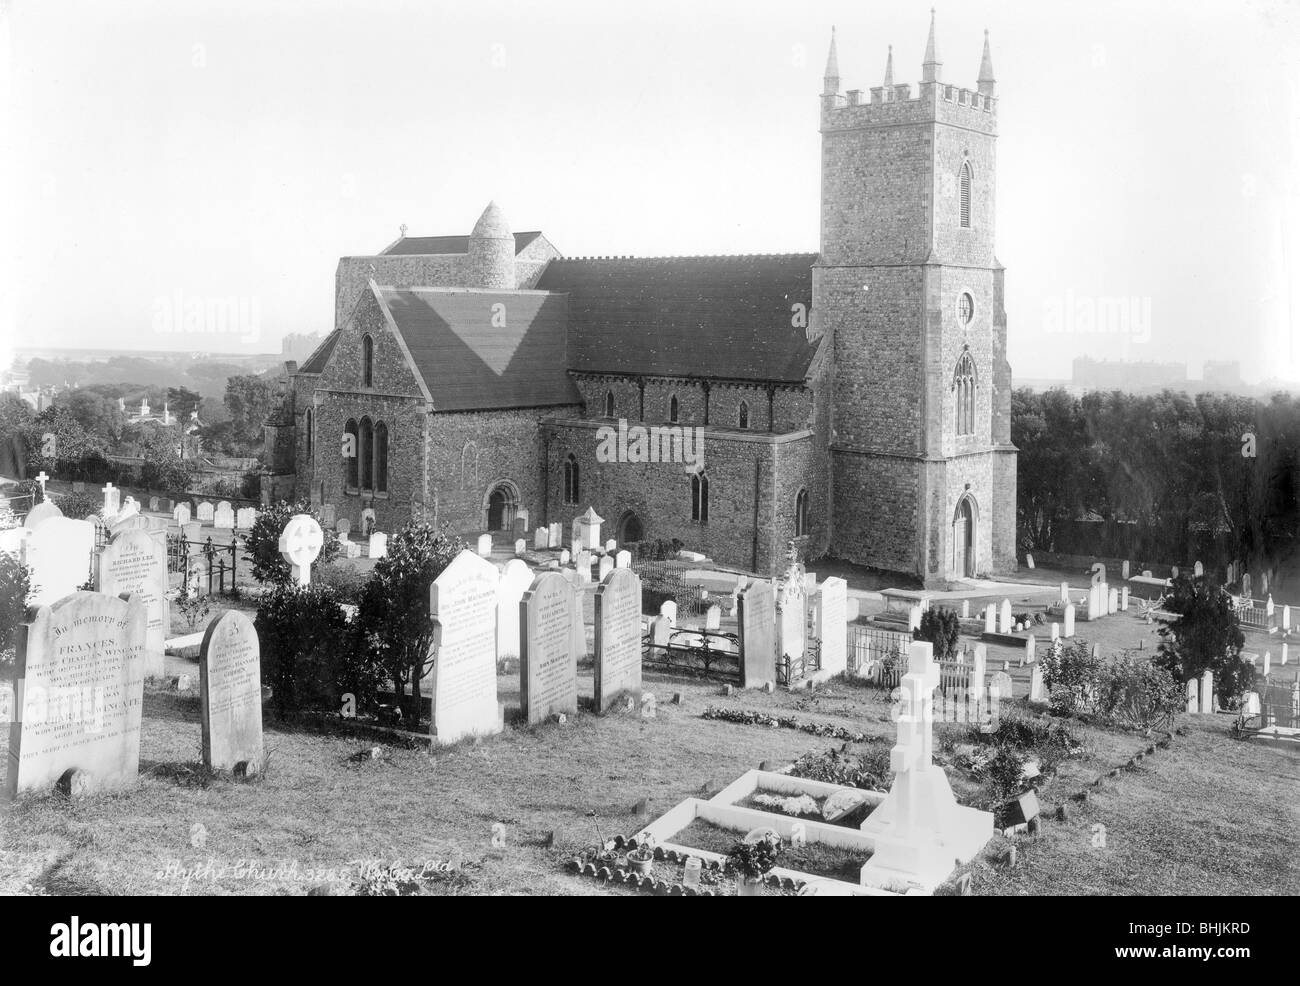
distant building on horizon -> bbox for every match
[1071,356,1187,392]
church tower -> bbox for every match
[816,13,1017,586]
[468,200,516,289]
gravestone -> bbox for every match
[1120,586,1129,611]
[158,498,172,513]
[1121,559,1130,580]
[615,549,631,569]
[196,501,215,523]
[1059,582,1069,604]
[496,559,535,662]
[816,577,848,677]
[24,517,95,607]
[235,507,257,530]
[173,503,191,526]
[998,599,1012,634]
[1024,634,1036,665]
[534,527,547,550]
[1108,587,1118,614]
[515,538,527,556]
[1199,669,1215,714]
[594,567,643,714]
[704,604,721,630]
[213,502,235,530]
[908,604,922,632]
[1194,560,1203,578]
[369,531,388,559]
[1171,565,1179,579]
[512,516,528,539]
[776,570,806,666]
[200,610,264,775]
[983,604,995,634]
[598,554,614,581]
[1050,622,1059,642]
[1025,553,1034,569]
[101,483,120,515]
[559,549,571,565]
[575,507,604,550]
[278,514,324,586]
[1029,662,1047,705]
[148,496,160,512]
[336,517,352,540]
[428,551,502,744]
[1064,604,1075,637]
[1185,678,1198,713]
[319,504,336,526]
[182,521,202,542]
[5,591,146,798]
[1282,643,1289,665]
[1283,605,1291,634]
[23,499,63,529]
[95,529,169,677]
[737,580,777,688]
[547,523,562,549]
[650,615,671,647]
[520,572,578,725]
[989,669,1013,705]
[660,600,677,626]
[961,599,969,619]
[1263,651,1271,676]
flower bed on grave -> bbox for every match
[567,838,803,896]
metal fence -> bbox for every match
[168,534,240,596]
[847,625,913,682]
[776,638,821,688]
[642,627,741,682]
[1257,678,1300,730]
[1235,603,1275,633]
[632,559,708,622]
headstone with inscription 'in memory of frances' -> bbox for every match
[5,591,147,799]
[23,516,95,608]
[200,610,264,775]
[520,572,578,725]
[96,529,170,677]
[496,559,534,662]
[428,550,502,744]
[737,580,776,689]
[594,566,643,714]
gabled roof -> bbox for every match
[372,285,579,411]
[298,330,339,374]
[535,254,820,382]
[381,231,544,257]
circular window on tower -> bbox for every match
[958,292,975,326]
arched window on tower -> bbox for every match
[959,161,972,228]
[362,334,374,387]
[795,488,809,537]
[738,400,750,430]
[564,454,580,505]
[374,421,389,493]
[604,390,615,418]
[669,394,679,423]
[359,417,374,490]
[691,470,709,523]
[344,418,359,489]
[953,352,977,436]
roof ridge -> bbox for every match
[554,252,817,262]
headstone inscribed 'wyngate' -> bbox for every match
[96,530,169,677]
[815,577,848,677]
[428,551,501,744]
[199,610,263,775]
[737,580,775,688]
[520,572,578,725]
[5,591,146,799]
[594,567,643,714]
[24,517,95,607]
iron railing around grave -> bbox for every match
[776,638,821,688]
[642,627,741,683]
[1256,677,1300,730]
[1235,602,1276,633]
[632,559,707,623]
[167,533,239,596]
[847,625,913,684]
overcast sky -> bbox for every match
[2,0,1298,382]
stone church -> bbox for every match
[265,14,1017,585]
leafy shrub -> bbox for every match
[57,491,103,520]
[1039,638,1102,714]
[1155,574,1248,706]
[1094,654,1182,733]
[0,551,31,677]
[313,561,368,605]
[725,835,780,879]
[240,469,261,501]
[913,607,960,662]
[969,709,1084,775]
[786,745,893,791]
[256,584,374,719]
[174,582,213,632]
[634,537,684,561]
[244,500,340,586]
[981,745,1029,805]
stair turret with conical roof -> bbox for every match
[468,200,517,289]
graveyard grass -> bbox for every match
[3,666,1297,895]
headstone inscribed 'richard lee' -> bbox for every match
[5,591,146,798]
[428,551,502,744]
[593,567,643,713]
[96,529,170,677]
[520,572,578,725]
[200,610,264,775]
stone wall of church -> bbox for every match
[544,418,814,575]
[830,451,922,576]
[569,375,814,435]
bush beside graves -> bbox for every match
[0,551,32,676]
[256,583,371,719]
[1093,656,1182,733]
[1154,574,1250,707]
[57,491,102,519]
[913,607,960,661]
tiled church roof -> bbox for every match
[372,286,579,411]
[381,231,544,256]
[297,330,340,374]
[536,254,820,382]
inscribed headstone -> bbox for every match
[199,610,263,774]
[520,572,578,725]
[738,580,775,688]
[594,567,643,714]
[95,529,169,677]
[427,550,502,743]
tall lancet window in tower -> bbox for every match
[953,351,977,436]
[564,454,580,505]
[362,334,374,387]
[604,391,615,418]
[959,161,973,228]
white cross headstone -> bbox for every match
[101,482,119,515]
[278,514,324,586]
[35,470,49,494]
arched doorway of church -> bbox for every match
[618,510,644,546]
[485,481,519,532]
[951,495,977,579]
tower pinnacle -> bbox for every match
[883,44,894,88]
[977,29,996,96]
[823,26,841,96]
[922,8,942,83]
